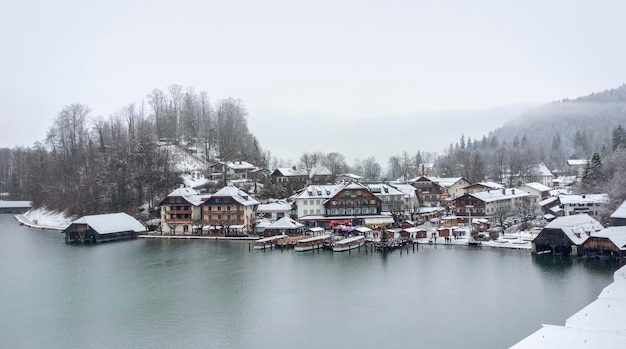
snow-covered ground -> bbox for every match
[14,207,74,231]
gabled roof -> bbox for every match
[543,214,604,245]
[272,167,308,177]
[257,201,292,212]
[567,159,588,166]
[212,186,259,206]
[265,217,304,230]
[532,163,554,177]
[539,196,559,207]
[429,177,467,187]
[292,184,341,200]
[161,187,206,206]
[227,161,256,170]
[392,184,418,198]
[69,213,145,235]
[559,194,609,205]
[610,200,626,219]
[470,188,529,203]
[591,227,626,251]
[522,182,552,192]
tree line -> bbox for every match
[0,85,265,217]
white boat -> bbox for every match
[295,235,329,252]
[254,234,287,250]
[332,235,365,252]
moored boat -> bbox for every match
[295,235,329,252]
[254,234,287,250]
[332,235,365,252]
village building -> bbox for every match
[567,159,588,177]
[581,226,626,262]
[523,163,554,187]
[256,200,292,222]
[518,182,552,201]
[531,214,604,256]
[291,182,394,228]
[539,196,562,221]
[411,176,470,207]
[391,183,420,218]
[453,188,532,224]
[262,216,304,236]
[202,185,259,235]
[461,181,504,195]
[336,173,363,183]
[159,187,205,234]
[610,200,626,226]
[367,183,405,214]
[208,160,260,182]
[271,164,333,185]
[63,212,146,244]
[0,200,32,213]
[558,193,609,218]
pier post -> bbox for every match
[249,242,251,251]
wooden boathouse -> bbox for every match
[581,226,626,262]
[0,200,32,214]
[531,214,604,256]
[64,212,146,244]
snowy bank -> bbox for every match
[511,264,626,348]
[14,207,74,231]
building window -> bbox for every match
[356,190,362,196]
[303,200,308,205]
[331,209,337,215]
[217,206,221,211]
[304,210,308,215]
[345,190,351,196]
[227,206,231,211]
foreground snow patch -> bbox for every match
[17,207,75,230]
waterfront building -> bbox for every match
[63,212,146,244]
[159,187,206,234]
[256,200,293,222]
[581,226,626,262]
[558,193,609,218]
[610,199,626,226]
[531,214,604,256]
[202,185,259,234]
[453,188,531,224]
[411,176,470,207]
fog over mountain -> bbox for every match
[251,103,537,165]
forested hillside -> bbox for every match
[434,85,626,209]
[0,85,266,217]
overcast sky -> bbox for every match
[2,0,625,164]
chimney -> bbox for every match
[502,189,505,195]
[421,164,425,176]
[512,189,515,194]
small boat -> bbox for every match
[295,235,329,252]
[254,234,287,250]
[332,235,365,252]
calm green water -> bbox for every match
[0,214,619,348]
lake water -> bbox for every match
[0,214,619,348]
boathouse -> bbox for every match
[581,226,626,262]
[610,199,626,226]
[531,214,604,256]
[64,212,146,244]
[0,200,32,213]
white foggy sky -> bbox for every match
[1,0,625,164]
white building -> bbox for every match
[559,194,609,218]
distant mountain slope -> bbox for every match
[489,85,626,161]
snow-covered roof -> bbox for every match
[610,199,626,219]
[473,181,504,190]
[539,196,558,207]
[338,173,362,180]
[543,214,604,245]
[470,188,529,203]
[227,161,256,170]
[590,226,626,250]
[69,213,146,235]
[522,182,552,192]
[366,183,404,196]
[559,194,609,205]
[0,200,32,208]
[392,184,418,198]
[354,226,372,233]
[212,186,259,206]
[567,159,588,166]
[273,167,308,177]
[164,187,206,206]
[257,201,292,212]
[532,163,554,177]
[428,177,465,187]
[265,217,304,230]
[292,184,341,200]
